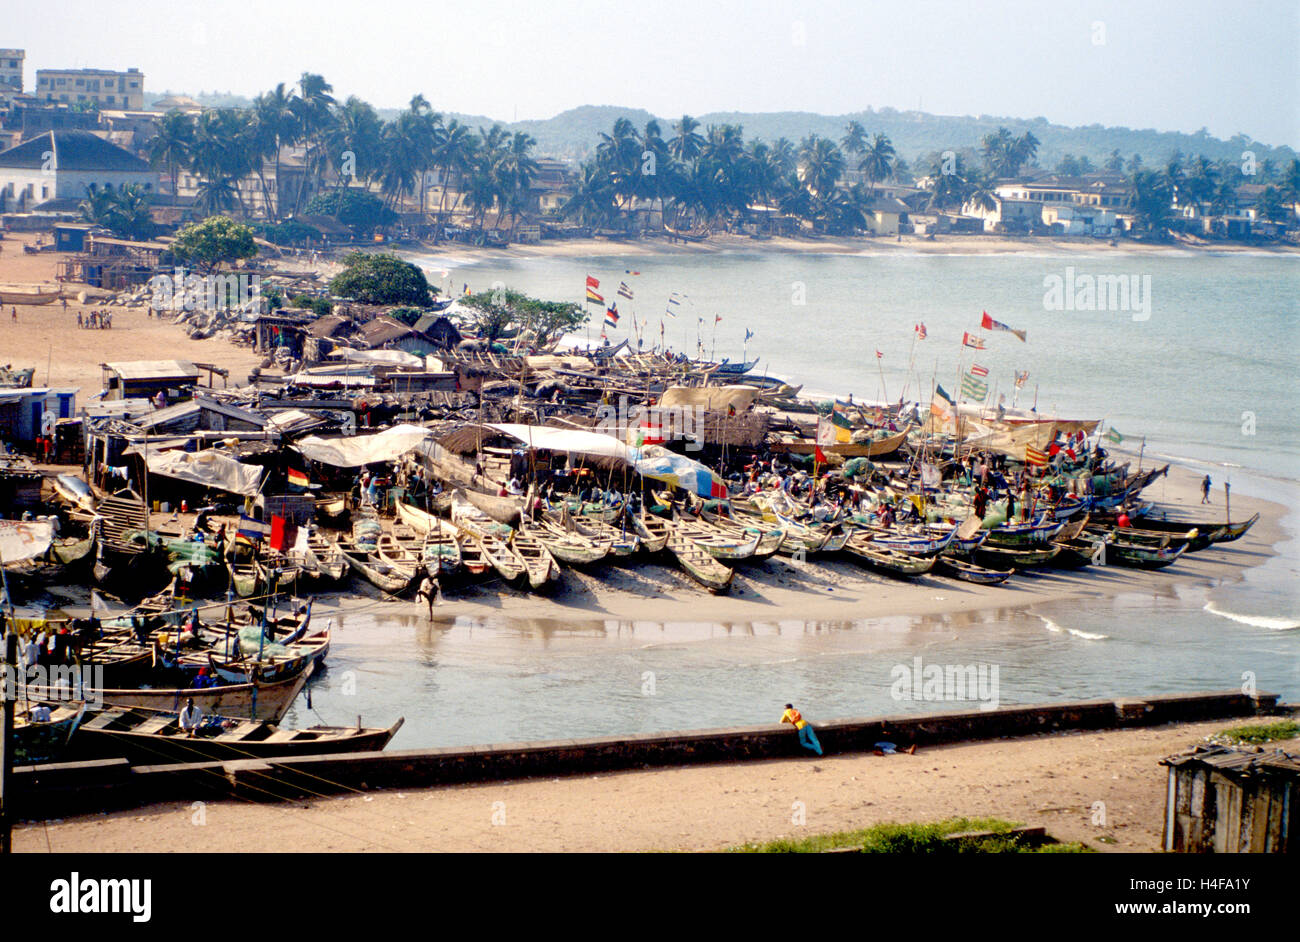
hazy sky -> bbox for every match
[10,0,1299,146]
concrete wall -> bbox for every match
[10,690,1279,820]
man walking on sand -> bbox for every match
[781,703,823,756]
[1201,474,1212,504]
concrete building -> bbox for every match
[36,67,144,110]
[0,48,24,98]
[963,195,1043,233]
[0,129,155,212]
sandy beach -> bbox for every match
[14,715,1284,853]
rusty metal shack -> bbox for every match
[1161,744,1298,853]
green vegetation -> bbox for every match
[1214,719,1299,745]
[170,215,258,272]
[259,219,323,245]
[328,251,433,305]
[732,817,1091,854]
[458,288,584,346]
[78,183,155,241]
[305,187,396,233]
[290,293,332,316]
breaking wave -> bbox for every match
[1204,602,1300,630]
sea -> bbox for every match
[286,248,1300,748]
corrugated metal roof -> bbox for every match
[105,360,200,381]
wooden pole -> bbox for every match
[0,626,15,854]
[1224,480,1230,524]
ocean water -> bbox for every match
[290,249,1299,747]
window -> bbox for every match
[75,78,84,86]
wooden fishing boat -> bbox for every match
[12,702,86,765]
[69,705,404,764]
[1214,512,1260,544]
[672,514,761,565]
[226,554,260,598]
[27,666,311,723]
[0,285,63,305]
[842,534,936,578]
[933,556,1014,585]
[49,529,95,566]
[663,521,733,594]
[1051,536,1102,569]
[509,528,562,590]
[255,554,301,594]
[527,518,610,567]
[395,500,464,576]
[698,508,785,560]
[51,473,97,513]
[856,525,957,558]
[462,487,526,526]
[338,536,415,594]
[983,520,1065,548]
[302,531,348,582]
[1096,536,1187,570]
[767,430,909,459]
[314,493,349,520]
[552,508,638,557]
[203,625,328,685]
[449,491,528,582]
[630,512,670,554]
[972,542,1062,569]
[455,532,492,578]
[376,533,422,589]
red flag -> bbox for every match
[586,275,600,289]
[814,445,828,464]
[269,514,287,552]
[962,331,986,349]
[875,350,883,359]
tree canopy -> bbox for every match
[458,288,585,346]
[170,215,258,271]
[328,252,435,305]
[304,187,397,232]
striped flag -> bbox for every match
[981,310,1027,342]
[586,287,604,304]
[618,282,634,300]
[714,315,723,324]
[914,322,927,340]
[930,384,956,428]
[235,514,270,545]
[962,331,985,350]
[1025,445,1048,467]
[970,364,989,377]
[287,467,310,489]
[960,373,989,401]
[1105,427,1124,444]
[665,293,681,317]
[604,303,619,328]
[625,269,640,276]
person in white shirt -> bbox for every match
[178,698,203,737]
[29,704,52,722]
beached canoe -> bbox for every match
[630,512,670,554]
[842,534,936,578]
[449,491,528,582]
[527,518,611,567]
[509,528,562,590]
[933,556,1014,585]
[972,542,1062,569]
[69,705,404,764]
[1097,537,1187,570]
[12,702,86,764]
[663,521,733,594]
[27,666,311,723]
[338,537,415,594]
[671,514,761,565]
[552,508,638,557]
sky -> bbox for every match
[9,0,1300,146]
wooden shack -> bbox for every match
[101,360,201,402]
[1161,744,1299,853]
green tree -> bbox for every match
[459,288,584,346]
[305,187,397,233]
[172,215,258,272]
[1254,186,1287,223]
[328,251,434,305]
[150,110,195,202]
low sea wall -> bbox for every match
[11,690,1281,820]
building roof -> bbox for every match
[360,316,417,347]
[0,129,150,172]
[104,359,200,381]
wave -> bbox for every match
[1204,602,1300,630]
[1038,616,1108,640]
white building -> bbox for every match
[0,48,23,98]
[0,130,156,212]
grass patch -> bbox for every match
[730,817,1091,854]
[1212,720,1299,745]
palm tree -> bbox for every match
[596,118,644,214]
[1130,169,1173,236]
[288,72,337,216]
[149,110,194,203]
[378,114,423,210]
[669,115,705,166]
[563,162,617,228]
[191,109,257,217]
[796,135,845,207]
[496,131,539,237]
[251,83,300,219]
[1254,185,1287,223]
[432,119,477,232]
[858,133,896,188]
[841,121,867,163]
[324,96,384,187]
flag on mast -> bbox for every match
[665,293,681,317]
[604,303,620,328]
[618,282,634,300]
[961,331,986,349]
[914,322,927,339]
[970,364,989,377]
[981,310,1027,342]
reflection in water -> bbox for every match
[288,588,1299,751]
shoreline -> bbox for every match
[15,714,1288,853]
[399,230,1300,266]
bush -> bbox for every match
[305,188,397,233]
[328,252,434,306]
[291,294,332,317]
[172,216,258,273]
[260,219,323,246]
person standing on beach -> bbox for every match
[1201,475,1212,504]
[781,703,823,756]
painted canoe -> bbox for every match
[672,515,761,565]
[630,513,670,554]
[509,528,562,590]
[842,535,936,578]
[933,556,1014,585]
[528,518,611,567]
[972,542,1062,569]
[12,703,86,765]
[663,521,733,594]
[338,538,414,594]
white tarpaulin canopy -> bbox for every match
[329,348,425,367]
[485,423,634,460]
[296,423,434,468]
[0,519,55,563]
[145,448,264,497]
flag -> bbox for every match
[269,514,295,552]
[744,329,754,342]
[829,402,853,442]
[875,350,883,359]
[1025,445,1048,467]
[625,270,640,275]
[960,374,989,401]
[714,315,722,324]
[930,385,956,429]
[814,444,828,465]
[586,275,600,289]
[666,293,681,317]
[962,331,985,350]
[604,303,619,328]
[1105,427,1124,444]
[236,514,269,545]
[287,467,309,489]
[586,287,604,304]
[914,322,927,340]
[981,310,1027,342]
[1014,370,1029,389]
[815,418,836,446]
[920,462,941,489]
[618,281,634,300]
[970,364,989,377]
